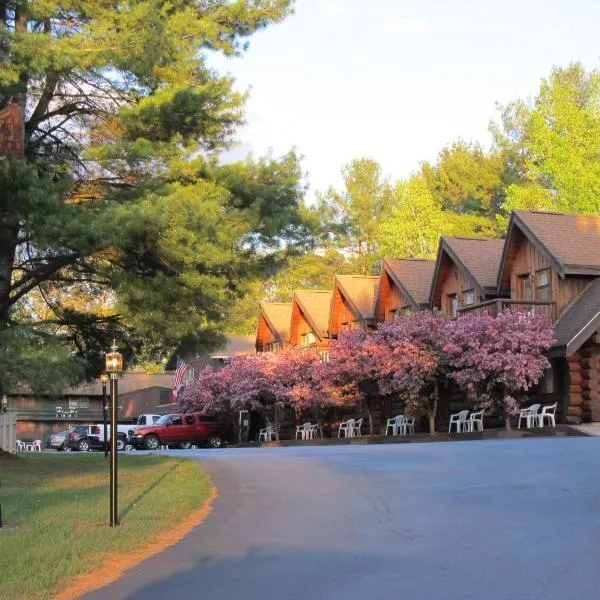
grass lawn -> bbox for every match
[0,453,212,600]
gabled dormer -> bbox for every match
[290,290,333,351]
[329,275,379,337]
[255,302,292,353]
[429,237,507,318]
[375,258,435,322]
[498,211,600,321]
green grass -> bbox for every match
[0,453,212,600]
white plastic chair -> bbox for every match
[351,418,363,438]
[33,440,42,452]
[449,410,469,433]
[296,422,312,440]
[338,419,354,438]
[518,403,540,429]
[539,402,558,427]
[385,415,403,436]
[467,410,485,432]
[16,440,24,452]
[259,425,273,442]
[402,417,416,435]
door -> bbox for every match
[164,415,185,443]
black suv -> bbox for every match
[63,425,103,452]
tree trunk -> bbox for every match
[367,405,373,436]
[505,416,512,431]
[429,381,440,434]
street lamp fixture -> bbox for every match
[100,373,109,458]
[105,341,122,527]
[1,395,7,414]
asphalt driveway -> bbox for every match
[84,437,600,600]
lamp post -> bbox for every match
[105,341,123,527]
[100,374,109,458]
[1,395,6,414]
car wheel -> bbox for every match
[77,439,90,452]
[116,436,126,451]
[178,442,193,450]
[207,435,224,449]
[144,434,160,450]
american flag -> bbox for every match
[172,357,192,402]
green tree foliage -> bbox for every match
[0,0,302,387]
[421,140,506,216]
[496,63,600,218]
[316,158,395,275]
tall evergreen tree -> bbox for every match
[0,0,305,385]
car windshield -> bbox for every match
[156,414,172,426]
[73,426,87,434]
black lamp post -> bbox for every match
[100,373,109,458]
[105,341,123,527]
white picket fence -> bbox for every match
[0,412,16,454]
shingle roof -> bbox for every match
[383,258,435,306]
[66,374,175,396]
[210,335,256,358]
[514,211,600,275]
[294,290,333,339]
[553,279,600,356]
[445,237,506,290]
[335,275,379,320]
[259,302,292,343]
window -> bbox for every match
[401,306,412,316]
[463,290,475,306]
[519,274,533,300]
[447,294,460,318]
[318,350,330,363]
[198,416,217,423]
[185,415,194,425]
[539,365,555,394]
[91,426,100,435]
[168,416,183,426]
[536,269,552,301]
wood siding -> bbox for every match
[329,287,360,336]
[438,262,481,317]
[290,304,328,351]
[377,271,413,322]
[256,314,277,352]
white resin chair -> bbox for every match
[539,402,558,427]
[33,440,42,452]
[518,404,540,429]
[308,423,319,439]
[296,422,314,440]
[467,410,485,432]
[449,410,469,433]
[403,417,416,435]
[16,440,25,452]
[259,425,272,442]
[385,415,404,436]
[338,419,354,438]
[351,418,364,438]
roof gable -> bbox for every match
[257,302,292,346]
[292,290,333,340]
[499,211,600,290]
[380,257,435,308]
[429,237,505,307]
[334,275,379,323]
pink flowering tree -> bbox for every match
[445,311,555,429]
[270,347,336,435]
[372,311,454,433]
[323,329,435,435]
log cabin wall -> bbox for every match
[439,262,481,317]
[290,306,313,345]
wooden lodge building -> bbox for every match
[290,290,333,355]
[375,257,435,322]
[255,301,292,353]
[429,236,507,317]
[328,275,379,337]
[252,210,600,430]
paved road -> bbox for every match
[84,437,600,600]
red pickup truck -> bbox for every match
[130,413,233,450]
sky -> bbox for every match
[209,0,600,203]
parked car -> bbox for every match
[64,425,104,452]
[130,413,234,450]
[125,413,162,445]
[47,430,71,451]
